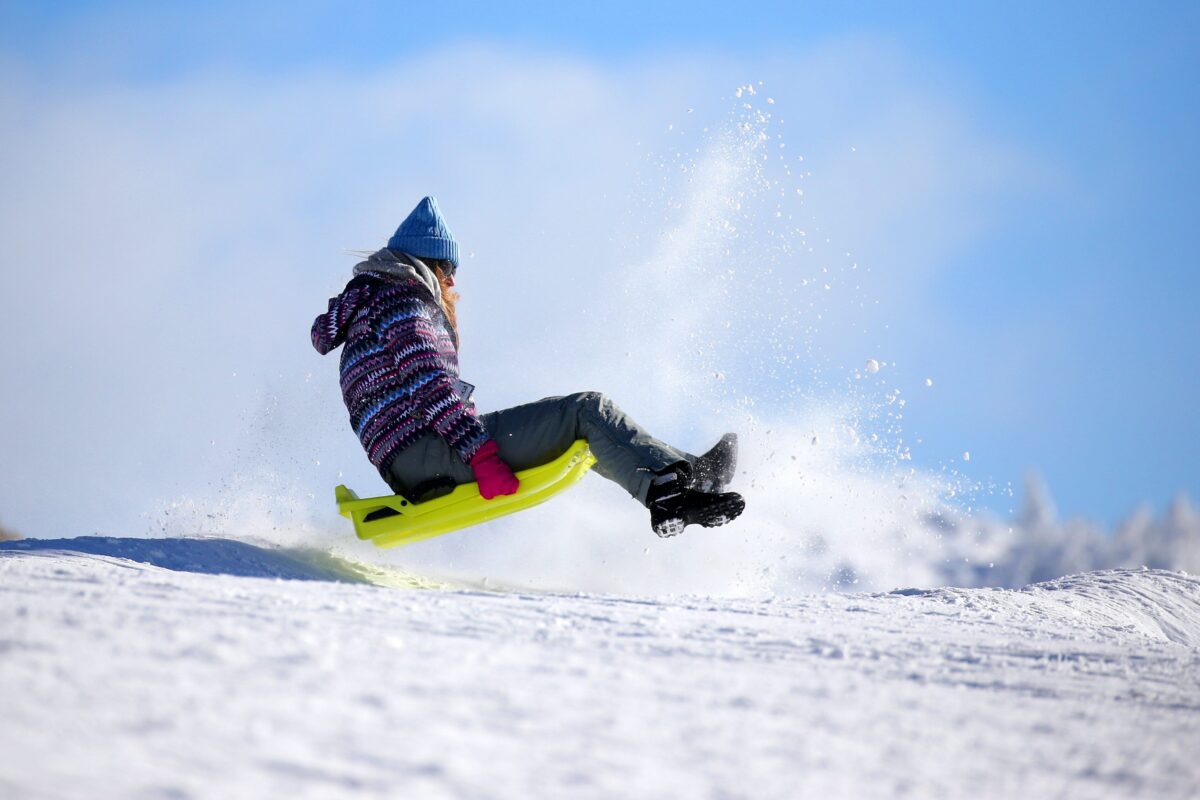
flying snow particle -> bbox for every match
[925,378,933,387]
[865,359,880,373]
[962,451,971,462]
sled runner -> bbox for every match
[335,439,597,547]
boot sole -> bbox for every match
[691,494,745,528]
[652,495,745,538]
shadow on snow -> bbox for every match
[0,536,372,584]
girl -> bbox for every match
[312,197,744,537]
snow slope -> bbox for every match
[2,541,1199,799]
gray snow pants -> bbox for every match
[384,392,693,507]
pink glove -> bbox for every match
[469,439,520,499]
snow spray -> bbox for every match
[144,83,1194,596]
[371,85,999,596]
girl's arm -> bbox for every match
[311,284,371,355]
[403,324,490,464]
[415,367,491,463]
[374,283,491,464]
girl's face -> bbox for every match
[435,260,456,287]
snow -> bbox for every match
[3,541,1199,799]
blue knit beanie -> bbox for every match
[387,196,460,269]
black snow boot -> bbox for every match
[646,470,745,538]
[689,433,738,493]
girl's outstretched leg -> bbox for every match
[482,392,745,536]
[480,391,691,504]
[385,391,746,536]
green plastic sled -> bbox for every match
[335,439,597,548]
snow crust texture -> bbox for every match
[2,547,1199,800]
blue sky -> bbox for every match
[0,1,1197,536]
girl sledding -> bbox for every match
[313,197,745,543]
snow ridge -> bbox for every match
[1029,570,1200,647]
[890,569,1200,647]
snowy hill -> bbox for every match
[2,541,1199,799]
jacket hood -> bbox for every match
[311,249,449,356]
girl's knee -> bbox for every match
[568,391,610,413]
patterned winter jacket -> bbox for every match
[311,250,489,479]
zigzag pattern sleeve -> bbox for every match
[311,284,370,355]
[371,282,490,464]
[416,368,491,463]
[405,325,490,464]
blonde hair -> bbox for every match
[428,260,460,339]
